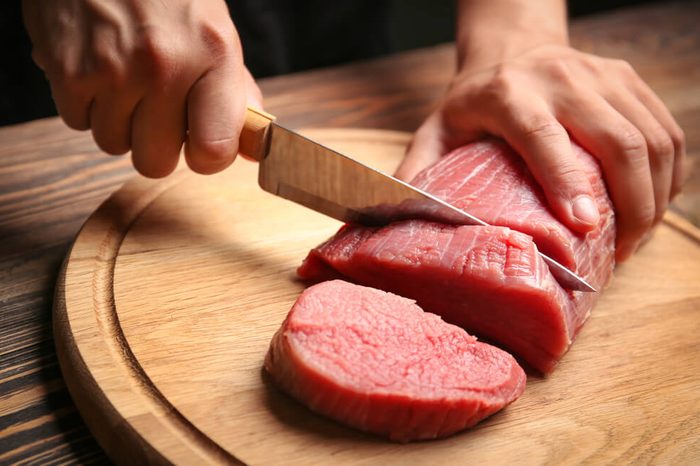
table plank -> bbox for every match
[1,1,699,463]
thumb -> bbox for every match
[395,114,448,182]
[244,66,263,109]
[500,114,600,233]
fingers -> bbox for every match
[556,92,655,261]
[26,9,96,131]
[631,81,686,199]
[130,93,186,179]
[493,98,600,234]
[90,90,139,155]
[605,92,675,227]
[413,47,683,263]
[395,114,448,182]
[49,80,94,131]
[44,47,97,131]
[184,60,247,175]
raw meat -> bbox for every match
[298,140,615,373]
[264,280,526,442]
[409,140,615,283]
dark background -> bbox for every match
[1,0,658,127]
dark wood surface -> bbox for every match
[1,2,698,464]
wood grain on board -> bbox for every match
[2,2,700,463]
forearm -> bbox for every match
[456,0,568,71]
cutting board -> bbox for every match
[54,129,700,465]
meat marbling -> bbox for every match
[264,280,526,442]
[298,140,616,373]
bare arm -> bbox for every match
[455,0,568,69]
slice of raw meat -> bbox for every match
[265,280,526,442]
[298,140,616,373]
[299,222,571,373]
[410,140,615,287]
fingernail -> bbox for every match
[572,196,600,226]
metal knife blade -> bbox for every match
[239,108,596,293]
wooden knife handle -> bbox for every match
[239,107,276,161]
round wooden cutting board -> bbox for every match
[55,129,700,465]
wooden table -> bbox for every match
[1,2,698,463]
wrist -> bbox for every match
[455,0,569,72]
[457,30,568,73]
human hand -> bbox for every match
[396,44,685,261]
[22,0,262,178]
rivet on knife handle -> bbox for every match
[239,107,276,161]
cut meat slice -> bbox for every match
[298,140,616,373]
[298,222,574,373]
[410,140,615,284]
[264,280,526,442]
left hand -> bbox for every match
[396,44,685,261]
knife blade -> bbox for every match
[239,107,596,293]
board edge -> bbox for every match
[53,173,245,466]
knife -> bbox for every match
[238,107,596,293]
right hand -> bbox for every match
[22,0,262,178]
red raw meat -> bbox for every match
[410,140,615,288]
[264,280,526,442]
[298,140,615,373]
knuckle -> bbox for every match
[550,164,588,197]
[520,117,564,141]
[43,46,100,89]
[137,27,179,87]
[544,58,574,84]
[646,129,674,163]
[198,19,236,58]
[92,40,126,86]
[612,126,646,163]
[578,54,603,74]
[669,125,685,153]
[612,59,636,77]
[633,205,656,232]
[485,67,517,102]
[554,162,585,182]
[194,137,238,164]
